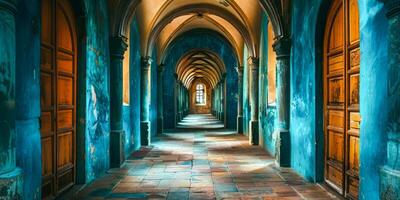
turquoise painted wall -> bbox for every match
[242,48,250,136]
[15,0,41,198]
[123,17,142,157]
[83,0,111,182]
[150,50,158,137]
[258,13,278,156]
[358,1,388,199]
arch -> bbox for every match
[158,14,242,65]
[146,3,255,58]
[258,0,287,39]
[176,50,226,89]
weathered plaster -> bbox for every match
[14,0,41,198]
[84,0,111,182]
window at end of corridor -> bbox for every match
[196,84,206,105]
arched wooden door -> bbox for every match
[324,0,360,199]
[40,0,77,198]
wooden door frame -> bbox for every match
[40,0,88,197]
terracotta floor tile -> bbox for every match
[75,128,338,200]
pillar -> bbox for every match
[237,66,244,134]
[109,36,128,167]
[273,37,291,167]
[220,74,226,122]
[248,57,260,145]
[157,64,165,134]
[0,0,23,198]
[141,57,152,146]
[380,1,400,198]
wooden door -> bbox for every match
[324,0,360,199]
[40,0,76,198]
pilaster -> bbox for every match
[380,1,400,199]
[248,57,260,145]
[273,37,291,167]
[0,0,23,198]
[236,66,244,134]
[157,64,165,134]
[141,57,152,146]
[109,36,128,167]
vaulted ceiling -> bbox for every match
[176,50,226,89]
[135,0,262,65]
[109,0,291,65]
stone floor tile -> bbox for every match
[75,128,339,200]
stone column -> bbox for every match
[109,36,128,167]
[380,1,400,198]
[141,57,152,146]
[236,66,244,134]
[220,74,226,122]
[157,64,165,134]
[0,0,23,198]
[273,37,291,167]
[248,57,260,145]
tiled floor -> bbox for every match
[73,115,338,200]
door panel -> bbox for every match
[40,0,76,198]
[324,0,360,199]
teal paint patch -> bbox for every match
[258,12,279,155]
[129,17,141,151]
[84,0,111,182]
[14,0,41,198]
[242,47,250,136]
[150,50,158,137]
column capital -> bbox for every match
[0,0,17,14]
[273,37,291,59]
[158,64,165,72]
[236,66,244,75]
[247,57,259,67]
[382,0,400,18]
[141,56,152,70]
[109,36,128,59]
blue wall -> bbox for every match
[15,0,41,199]
[123,17,142,157]
[162,29,238,129]
[242,48,250,136]
[83,0,111,182]
[290,1,389,199]
[358,1,388,199]
[150,50,158,137]
[258,13,279,156]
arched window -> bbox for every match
[196,84,206,105]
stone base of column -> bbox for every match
[277,130,290,167]
[0,168,23,199]
[110,130,125,168]
[380,166,400,199]
[157,117,163,134]
[249,120,259,145]
[141,121,151,146]
[237,115,243,134]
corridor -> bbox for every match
[1,0,399,199]
[73,115,338,200]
